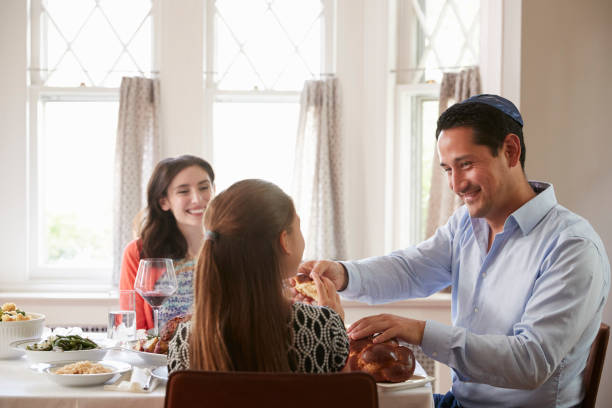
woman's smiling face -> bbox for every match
[160,165,215,229]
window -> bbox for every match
[28,0,154,279]
[392,0,480,247]
[205,0,333,193]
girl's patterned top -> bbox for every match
[158,257,195,331]
[167,302,349,374]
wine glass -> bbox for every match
[134,258,178,337]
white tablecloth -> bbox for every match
[378,384,435,408]
[0,350,434,408]
[0,349,165,408]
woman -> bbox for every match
[167,179,348,373]
[119,155,215,331]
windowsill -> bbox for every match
[0,281,114,295]
[0,291,118,301]
[342,292,451,308]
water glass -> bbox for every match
[107,290,137,344]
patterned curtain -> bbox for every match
[292,77,346,260]
[113,77,161,285]
[425,67,481,239]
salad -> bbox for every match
[26,334,100,351]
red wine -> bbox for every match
[141,292,170,307]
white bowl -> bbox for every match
[10,337,110,363]
[123,340,168,366]
[39,360,132,387]
[0,312,45,359]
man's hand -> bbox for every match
[298,260,348,291]
[347,314,426,346]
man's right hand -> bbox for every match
[298,260,348,291]
[290,260,348,304]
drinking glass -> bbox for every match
[107,290,136,344]
[134,258,178,337]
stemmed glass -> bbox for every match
[134,258,178,337]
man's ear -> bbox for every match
[503,133,521,168]
[159,197,170,211]
[279,230,290,255]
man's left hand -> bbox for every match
[347,314,426,346]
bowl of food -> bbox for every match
[11,334,109,363]
[0,303,45,359]
[39,360,132,387]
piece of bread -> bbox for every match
[292,274,318,301]
[348,336,416,383]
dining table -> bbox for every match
[0,344,435,408]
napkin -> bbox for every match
[103,367,158,393]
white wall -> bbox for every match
[0,0,28,289]
[520,1,612,406]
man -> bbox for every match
[299,95,610,407]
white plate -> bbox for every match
[122,341,167,366]
[38,360,132,387]
[10,338,110,363]
[376,375,435,391]
[151,365,168,381]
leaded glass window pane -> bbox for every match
[214,0,323,91]
[37,0,153,87]
[399,0,480,84]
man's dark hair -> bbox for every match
[435,102,526,170]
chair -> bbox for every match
[582,323,610,408]
[164,370,378,408]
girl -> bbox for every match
[168,179,348,373]
[120,155,215,331]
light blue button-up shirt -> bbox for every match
[342,182,610,407]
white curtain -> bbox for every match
[425,67,481,239]
[293,77,346,260]
[113,77,161,284]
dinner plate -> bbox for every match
[151,365,168,381]
[38,360,132,387]
[122,341,167,366]
[376,375,435,391]
[10,338,110,364]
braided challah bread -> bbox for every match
[348,336,416,382]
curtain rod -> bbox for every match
[390,65,476,73]
[203,70,335,77]
[28,68,159,74]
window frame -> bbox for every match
[391,84,439,248]
[388,0,482,251]
[203,0,336,173]
[27,0,158,282]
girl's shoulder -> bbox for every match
[124,239,142,255]
[290,302,341,323]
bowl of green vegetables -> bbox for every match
[10,334,109,363]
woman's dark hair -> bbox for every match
[435,102,526,170]
[190,179,295,372]
[138,155,215,259]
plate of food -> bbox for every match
[124,336,168,366]
[11,334,109,363]
[348,335,434,391]
[0,302,45,359]
[38,360,132,387]
[123,314,190,365]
